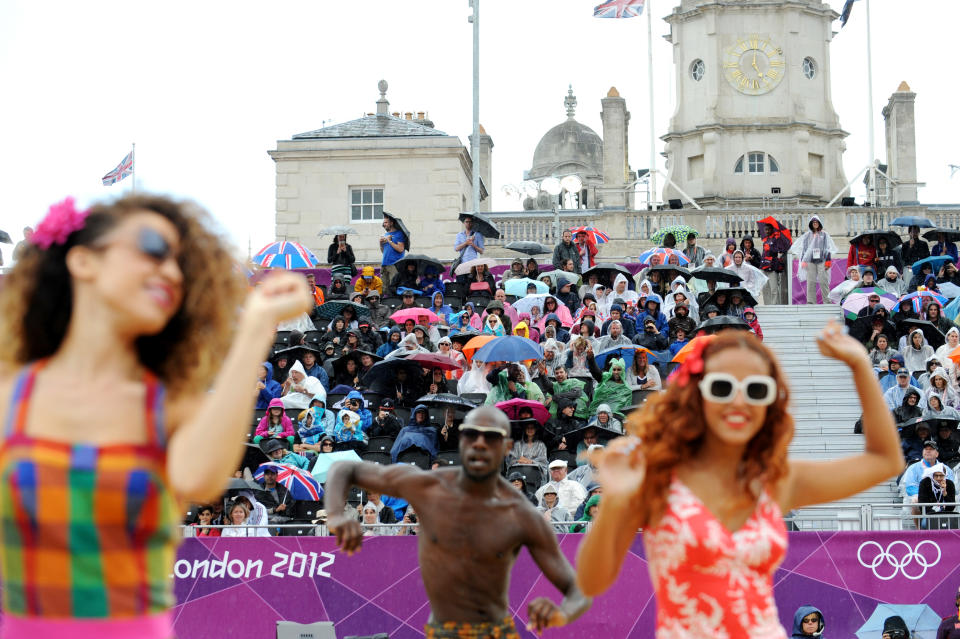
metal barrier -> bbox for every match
[180,522,419,537]
[786,502,960,531]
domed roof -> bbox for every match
[529,87,603,180]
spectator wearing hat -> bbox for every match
[918,462,957,529]
[877,265,908,298]
[884,369,917,410]
[881,355,919,392]
[828,265,862,304]
[368,399,402,439]
[501,258,527,284]
[901,438,956,511]
[353,265,383,296]
[600,305,636,340]
[537,484,573,534]
[536,460,587,514]
[507,471,538,506]
[396,288,419,311]
[261,437,311,470]
[901,420,932,465]
[257,467,294,522]
[546,396,585,451]
[365,291,390,327]
[936,586,960,638]
[356,321,381,352]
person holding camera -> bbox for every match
[327,233,356,276]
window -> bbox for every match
[350,187,383,222]
[690,59,705,82]
[734,153,780,174]
[748,152,765,173]
[802,57,816,79]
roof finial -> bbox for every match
[376,79,389,117]
[564,85,577,119]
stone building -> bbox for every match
[268,80,489,263]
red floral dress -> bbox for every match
[642,477,788,639]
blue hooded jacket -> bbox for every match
[377,327,403,358]
[419,268,445,296]
[636,294,669,338]
[256,362,283,409]
[298,390,336,442]
[303,359,331,392]
[541,313,570,343]
[790,606,824,637]
[346,390,373,433]
[390,404,438,462]
[430,291,453,317]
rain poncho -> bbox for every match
[877,265,908,297]
[458,360,493,395]
[298,391,336,442]
[386,333,429,359]
[789,215,838,281]
[390,405,438,462]
[482,314,506,336]
[541,338,564,377]
[281,361,326,409]
[662,285,700,324]
[726,250,768,299]
[333,409,366,444]
[902,328,935,374]
[587,358,632,415]
[256,362,284,409]
[610,273,638,306]
[827,268,862,304]
[926,368,959,408]
[484,367,545,405]
[548,377,589,419]
[596,321,634,351]
[569,494,601,533]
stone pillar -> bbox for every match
[600,87,629,209]
[468,125,494,212]
[882,82,919,204]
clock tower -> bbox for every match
[661,0,848,207]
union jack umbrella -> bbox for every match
[569,226,610,245]
[101,149,134,186]
[252,241,320,269]
[254,462,324,501]
[637,247,690,267]
[593,0,645,19]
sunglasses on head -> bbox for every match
[698,372,777,406]
[459,428,504,443]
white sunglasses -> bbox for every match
[698,372,777,406]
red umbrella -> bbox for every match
[408,352,460,371]
[757,216,792,243]
[569,226,610,244]
[390,308,440,324]
[495,398,551,425]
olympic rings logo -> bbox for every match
[857,540,941,580]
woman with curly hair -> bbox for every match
[0,195,310,638]
[575,325,901,638]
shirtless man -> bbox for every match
[325,406,590,637]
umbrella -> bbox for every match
[504,278,549,297]
[390,307,440,324]
[696,316,751,334]
[252,241,320,269]
[495,398,551,425]
[511,294,564,315]
[538,270,580,289]
[237,444,269,475]
[408,352,461,371]
[416,393,478,411]
[582,263,632,286]
[564,422,622,447]
[463,335,496,364]
[650,224,698,246]
[900,290,949,314]
[449,330,481,347]
[890,216,934,228]
[946,296,960,321]
[316,300,371,320]
[841,289,898,320]
[637,247,690,267]
[317,225,358,237]
[899,318,946,349]
[854,603,941,639]
[360,359,426,394]
[454,256,497,276]
[382,211,411,250]
[473,335,544,363]
[331,351,381,380]
[938,282,960,300]
[225,477,270,499]
[253,462,324,501]
[393,253,444,275]
[923,227,960,243]
[458,212,501,239]
[311,449,362,483]
[706,287,758,308]
[756,216,792,242]
[671,335,715,363]
[850,230,902,249]
[569,226,610,244]
[504,241,552,256]
[593,346,658,369]
[690,267,742,285]
[0,230,11,244]
[911,255,955,273]
[646,264,692,281]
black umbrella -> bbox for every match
[696,316,751,335]
[449,330,481,347]
[416,393,478,411]
[690,267,743,285]
[331,351,380,382]
[237,444,269,475]
[0,230,11,244]
[900,318,946,349]
[504,241,553,256]
[583,263,632,286]
[706,287,758,308]
[382,211,411,250]
[317,300,371,320]
[923,228,960,243]
[564,423,622,447]
[647,264,692,281]
[394,253,445,275]
[850,230,902,249]
[508,417,545,441]
[224,477,270,503]
[458,212,501,239]
[360,358,427,395]
[851,313,896,343]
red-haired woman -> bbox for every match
[0,196,310,638]
[575,325,901,638]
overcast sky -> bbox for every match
[2,0,957,256]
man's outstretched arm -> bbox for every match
[524,511,591,634]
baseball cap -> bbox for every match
[923,439,939,450]
[542,485,558,494]
[379,398,395,410]
[548,459,567,469]
[896,369,909,378]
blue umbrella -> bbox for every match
[946,295,960,320]
[855,603,941,639]
[890,216,934,228]
[504,277,549,297]
[912,255,955,273]
[593,346,658,369]
[473,336,543,363]
[311,450,362,483]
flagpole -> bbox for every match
[646,0,657,210]
[865,0,875,205]
[131,142,137,194]
[469,0,480,215]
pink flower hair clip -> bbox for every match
[32,197,89,250]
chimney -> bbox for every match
[392,112,400,118]
[468,124,495,212]
[375,80,389,117]
[601,86,631,209]
[882,81,920,204]
[417,111,425,120]
[404,112,413,120]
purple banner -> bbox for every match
[172,531,958,639]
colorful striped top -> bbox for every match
[0,362,179,620]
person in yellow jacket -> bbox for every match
[354,265,383,296]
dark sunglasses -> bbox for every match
[137,227,174,262]
[459,428,504,443]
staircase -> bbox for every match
[753,304,902,525]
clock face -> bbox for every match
[723,35,785,96]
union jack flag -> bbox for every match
[101,149,134,186]
[593,0,644,18]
